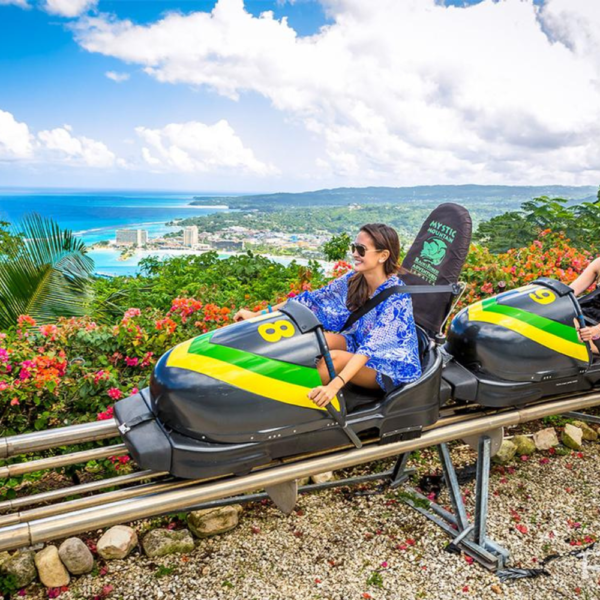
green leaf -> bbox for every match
[0,213,95,328]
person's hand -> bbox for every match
[308,379,343,408]
[578,324,600,343]
[233,309,259,322]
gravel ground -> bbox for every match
[17,428,600,600]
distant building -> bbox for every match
[214,240,244,251]
[183,225,199,247]
[116,229,148,247]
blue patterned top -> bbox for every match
[290,272,422,390]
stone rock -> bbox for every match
[35,546,70,588]
[513,435,536,456]
[311,472,334,484]
[1,551,37,588]
[58,537,94,575]
[492,440,517,465]
[97,525,138,560]
[297,477,310,487]
[562,424,583,450]
[533,428,559,451]
[142,528,195,558]
[572,420,598,442]
[188,505,242,538]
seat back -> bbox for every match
[401,203,472,334]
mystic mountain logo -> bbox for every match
[420,238,447,266]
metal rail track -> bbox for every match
[0,391,599,552]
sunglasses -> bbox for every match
[351,243,383,258]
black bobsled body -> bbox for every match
[115,302,442,479]
[445,277,600,407]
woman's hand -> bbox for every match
[578,324,600,343]
[308,378,343,408]
[233,309,259,322]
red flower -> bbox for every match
[107,388,123,400]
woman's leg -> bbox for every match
[325,332,347,351]
[316,349,381,389]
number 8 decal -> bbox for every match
[529,288,556,305]
[258,320,296,343]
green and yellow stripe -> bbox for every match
[166,332,339,411]
[468,296,588,362]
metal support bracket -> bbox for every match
[396,436,510,571]
[563,411,600,425]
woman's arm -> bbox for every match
[307,353,370,408]
[570,257,600,296]
[233,300,287,322]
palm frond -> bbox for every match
[0,213,95,329]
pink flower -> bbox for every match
[131,387,139,395]
[97,406,114,421]
[123,308,141,320]
[93,370,109,385]
[124,357,139,367]
[10,398,20,406]
[107,388,123,400]
[38,324,58,339]
[380,561,388,568]
[0,381,8,391]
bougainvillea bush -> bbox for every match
[456,231,596,311]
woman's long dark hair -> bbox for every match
[346,223,403,312]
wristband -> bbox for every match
[261,309,267,315]
[336,374,346,386]
[268,305,273,313]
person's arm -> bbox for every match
[233,300,287,322]
[308,353,370,408]
[570,257,600,296]
[234,272,352,324]
[577,321,600,343]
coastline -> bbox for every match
[87,246,330,277]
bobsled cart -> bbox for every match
[114,204,600,480]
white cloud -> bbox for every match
[38,126,117,168]
[0,110,34,160]
[135,119,276,175]
[0,0,29,8]
[44,0,97,17]
[105,70,130,83]
[73,0,600,185]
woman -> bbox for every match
[234,223,422,408]
[570,256,600,353]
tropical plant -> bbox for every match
[323,232,351,261]
[474,194,600,252]
[0,214,95,329]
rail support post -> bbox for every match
[393,435,510,571]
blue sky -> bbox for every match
[0,0,598,192]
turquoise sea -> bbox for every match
[0,189,233,276]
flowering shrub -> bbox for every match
[456,231,595,312]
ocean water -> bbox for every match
[0,189,231,245]
[0,189,233,275]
